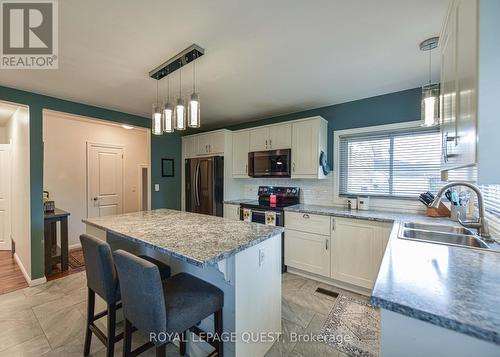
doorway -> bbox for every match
[0,144,11,251]
[0,100,30,294]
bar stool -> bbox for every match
[113,249,224,357]
[79,234,171,357]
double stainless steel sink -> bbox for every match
[398,222,497,250]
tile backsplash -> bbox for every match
[241,174,336,206]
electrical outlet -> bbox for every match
[259,248,265,267]
[154,184,160,192]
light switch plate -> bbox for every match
[154,184,160,192]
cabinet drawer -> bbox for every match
[285,211,330,236]
[285,230,330,277]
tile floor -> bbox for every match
[0,271,364,357]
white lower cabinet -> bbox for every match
[285,212,392,292]
[284,229,330,277]
[223,203,241,220]
[331,217,392,289]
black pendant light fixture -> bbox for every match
[149,44,204,135]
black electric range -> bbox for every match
[239,186,300,272]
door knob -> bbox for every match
[93,197,98,201]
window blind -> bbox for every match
[338,127,442,199]
[480,184,500,216]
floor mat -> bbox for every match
[320,293,379,357]
[69,248,85,269]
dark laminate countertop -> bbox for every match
[284,203,500,345]
[83,209,284,267]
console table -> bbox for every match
[44,208,70,276]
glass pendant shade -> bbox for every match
[188,92,201,128]
[163,102,174,133]
[151,104,163,135]
[175,98,186,131]
[421,83,440,127]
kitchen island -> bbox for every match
[83,209,284,357]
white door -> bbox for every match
[249,127,269,151]
[331,218,391,289]
[268,123,292,150]
[208,132,225,154]
[232,131,250,176]
[87,143,124,218]
[223,204,241,220]
[292,120,318,177]
[0,145,11,250]
[196,134,211,155]
[284,229,330,277]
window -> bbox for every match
[338,127,442,199]
[481,185,500,216]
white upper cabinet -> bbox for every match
[440,0,499,184]
[196,134,211,155]
[183,135,197,158]
[232,130,250,177]
[291,117,327,179]
[249,127,269,151]
[248,123,292,151]
[183,130,228,158]
[268,123,292,150]
[440,0,477,171]
[208,131,225,154]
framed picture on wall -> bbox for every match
[161,158,174,177]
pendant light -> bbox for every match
[174,67,186,131]
[420,37,440,127]
[151,74,163,135]
[163,75,174,133]
[188,57,200,128]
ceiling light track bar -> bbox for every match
[149,44,204,80]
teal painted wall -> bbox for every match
[0,85,181,279]
[224,88,421,167]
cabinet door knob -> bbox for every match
[325,239,329,250]
[302,214,310,219]
[269,139,272,148]
[332,219,335,231]
[292,162,295,172]
[265,139,268,149]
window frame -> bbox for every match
[333,121,437,211]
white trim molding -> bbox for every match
[333,121,427,213]
[14,253,47,287]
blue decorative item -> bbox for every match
[319,151,330,175]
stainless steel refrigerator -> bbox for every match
[185,156,224,216]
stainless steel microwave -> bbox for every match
[248,149,291,178]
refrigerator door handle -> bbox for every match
[194,161,200,206]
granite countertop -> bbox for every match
[83,209,284,267]
[284,203,500,345]
[284,203,441,223]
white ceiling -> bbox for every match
[0,102,21,125]
[0,0,449,128]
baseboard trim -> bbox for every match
[287,267,371,297]
[68,242,81,250]
[13,253,47,287]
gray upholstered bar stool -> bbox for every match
[79,234,171,357]
[113,249,224,357]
